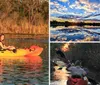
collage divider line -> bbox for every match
[49,0,50,84]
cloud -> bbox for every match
[59,0,68,2]
[79,0,100,13]
[50,1,68,16]
[79,0,89,4]
[50,0,100,18]
[70,0,100,13]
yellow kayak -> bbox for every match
[0,45,43,57]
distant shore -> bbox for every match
[51,20,100,27]
[1,33,48,39]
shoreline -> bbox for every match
[2,33,48,39]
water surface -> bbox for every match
[50,26,100,41]
[0,34,48,85]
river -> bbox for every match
[0,34,48,85]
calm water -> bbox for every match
[0,34,48,85]
[50,26,100,41]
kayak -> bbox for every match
[0,45,43,57]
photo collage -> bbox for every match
[0,0,100,85]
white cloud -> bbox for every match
[50,8,67,15]
[50,1,68,15]
[50,0,100,17]
[50,2,55,5]
[69,0,100,14]
[59,0,68,2]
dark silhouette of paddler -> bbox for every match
[55,48,69,64]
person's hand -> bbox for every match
[7,46,15,50]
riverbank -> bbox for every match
[1,34,48,39]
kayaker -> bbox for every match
[67,64,88,85]
[55,47,69,64]
[0,34,16,52]
[55,48,66,59]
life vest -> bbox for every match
[67,77,88,85]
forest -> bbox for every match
[0,0,48,34]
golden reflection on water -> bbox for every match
[0,60,3,75]
[0,55,43,78]
[24,55,43,71]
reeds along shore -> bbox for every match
[0,0,48,34]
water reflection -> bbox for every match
[50,26,100,41]
[0,60,3,75]
[25,56,42,71]
[0,56,43,84]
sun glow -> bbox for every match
[61,43,70,52]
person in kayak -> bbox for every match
[55,48,66,59]
[67,64,88,85]
[0,34,16,52]
[55,47,69,64]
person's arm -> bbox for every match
[0,42,8,49]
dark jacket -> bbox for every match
[56,50,66,59]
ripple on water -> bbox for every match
[0,56,48,85]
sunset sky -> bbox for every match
[50,0,100,20]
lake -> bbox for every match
[50,26,100,42]
[0,34,48,85]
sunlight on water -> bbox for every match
[0,56,42,84]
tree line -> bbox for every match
[51,20,100,27]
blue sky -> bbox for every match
[50,0,100,19]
